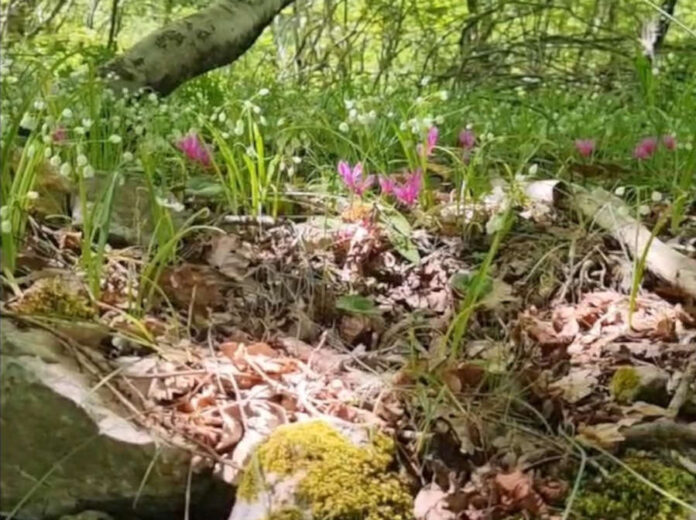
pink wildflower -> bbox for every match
[379,176,396,195]
[176,133,211,167]
[633,137,658,160]
[662,134,677,151]
[574,139,595,158]
[459,128,476,150]
[337,161,374,196]
[417,126,439,157]
[392,170,422,206]
[52,126,67,144]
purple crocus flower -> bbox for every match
[176,133,211,167]
[393,170,422,206]
[417,126,439,157]
[633,137,658,160]
[379,176,396,195]
[459,128,476,150]
[337,161,374,196]
[574,139,595,158]
[662,134,677,151]
[52,126,67,144]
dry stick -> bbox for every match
[668,356,696,417]
[184,458,193,520]
[525,181,696,297]
[568,184,696,298]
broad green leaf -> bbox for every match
[381,209,420,263]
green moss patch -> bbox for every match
[574,456,696,520]
[13,277,95,319]
[238,421,412,520]
[610,366,641,404]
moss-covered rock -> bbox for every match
[610,366,669,405]
[231,420,413,520]
[574,456,696,519]
[11,276,96,319]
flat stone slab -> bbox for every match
[0,319,233,519]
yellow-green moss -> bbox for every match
[13,277,95,319]
[611,366,641,404]
[574,456,696,519]
[265,507,304,520]
[238,421,412,520]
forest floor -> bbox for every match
[3,165,696,519]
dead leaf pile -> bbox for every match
[414,466,567,520]
[519,290,696,449]
[115,335,397,484]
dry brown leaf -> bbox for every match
[534,478,568,504]
[207,234,251,280]
[413,484,456,520]
[495,469,547,515]
[159,263,228,311]
[550,368,598,403]
[576,422,625,448]
[215,415,243,453]
[246,342,278,358]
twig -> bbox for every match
[668,356,696,417]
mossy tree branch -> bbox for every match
[103,0,295,96]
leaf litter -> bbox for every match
[3,184,696,519]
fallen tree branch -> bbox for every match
[622,419,696,448]
[668,356,696,417]
[524,181,696,299]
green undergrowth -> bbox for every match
[574,455,696,520]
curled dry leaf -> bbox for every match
[534,477,568,504]
[413,483,457,520]
[159,263,228,312]
[207,234,254,281]
[494,469,547,515]
[576,422,625,448]
[549,368,598,403]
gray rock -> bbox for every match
[1,319,233,520]
[59,511,115,520]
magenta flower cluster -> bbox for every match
[459,128,476,162]
[417,127,439,158]
[574,134,676,160]
[337,161,374,196]
[338,161,422,206]
[634,135,676,160]
[574,139,595,158]
[379,171,423,206]
[52,126,68,144]
[176,133,211,167]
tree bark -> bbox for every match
[103,0,295,96]
[654,0,678,53]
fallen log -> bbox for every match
[524,181,696,299]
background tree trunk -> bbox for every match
[103,0,295,96]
